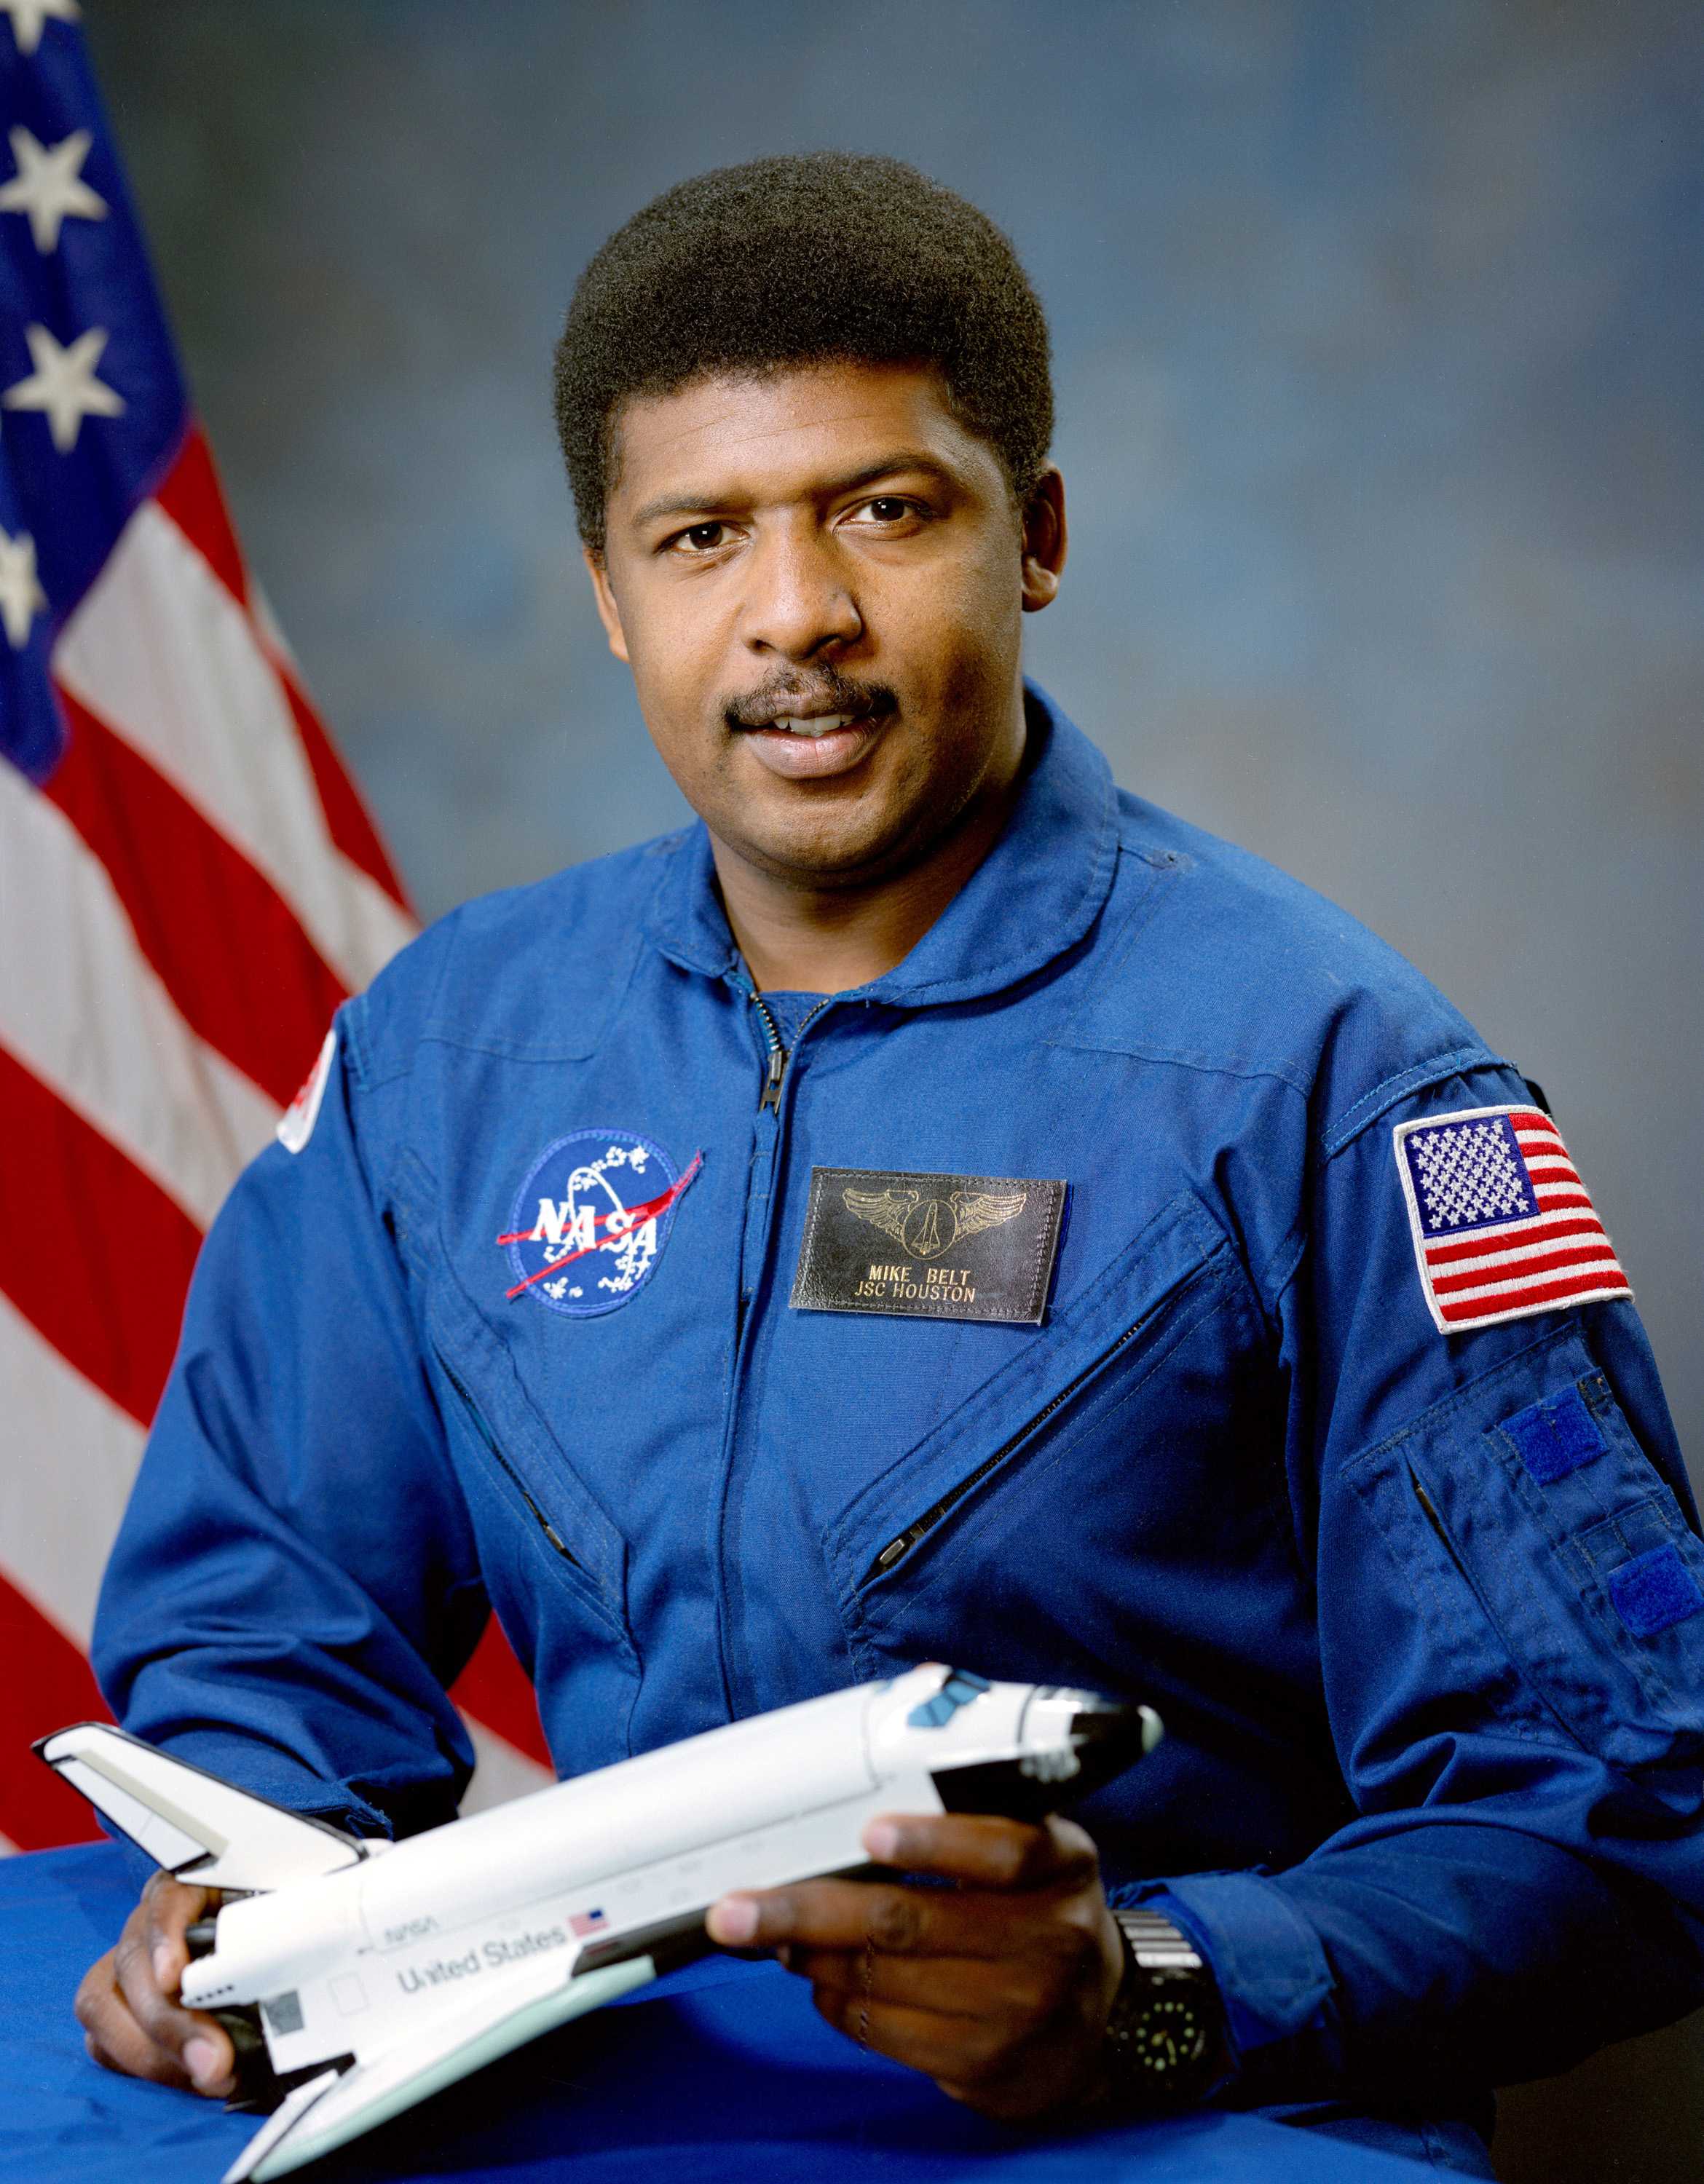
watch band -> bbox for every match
[1096,1906,1225,2108]
[1112,1907,1204,1972]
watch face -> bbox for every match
[1130,1993,1206,2076]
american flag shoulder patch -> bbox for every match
[1393,1103,1631,1334]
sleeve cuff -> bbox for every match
[1108,1870,1336,2064]
[129,1727,402,1839]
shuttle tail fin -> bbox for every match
[35,1722,368,1891]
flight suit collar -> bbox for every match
[642,677,1119,1007]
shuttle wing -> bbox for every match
[225,1952,659,2182]
[35,1722,367,1892]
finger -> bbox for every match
[114,1891,234,2095]
[140,1873,217,1999]
[709,1875,1034,1958]
[789,1944,1056,2023]
[861,1812,1100,1893]
[76,1947,197,2089]
[811,1982,1011,2083]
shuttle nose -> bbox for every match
[1063,1700,1164,1798]
[926,1685,1164,1821]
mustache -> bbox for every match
[725,673,898,729]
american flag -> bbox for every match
[1394,1103,1632,1335]
[0,6,551,1851]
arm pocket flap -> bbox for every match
[1368,1331,1704,1783]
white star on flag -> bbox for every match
[0,0,79,58]
[0,523,45,646]
[1,321,123,451]
[0,125,106,252]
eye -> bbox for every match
[668,521,730,555]
[852,496,921,525]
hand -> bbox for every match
[74,1871,236,2097]
[704,1811,1126,2120]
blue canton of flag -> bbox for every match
[0,0,186,781]
[1400,1112,1535,1238]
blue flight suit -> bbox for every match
[95,681,1704,2175]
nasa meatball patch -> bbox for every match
[791,1166,1067,1324]
[1394,1103,1630,1334]
[498,1128,701,1317]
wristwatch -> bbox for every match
[1098,1907,1227,2105]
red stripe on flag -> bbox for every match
[0,1574,111,1850]
[151,425,248,609]
[1438,1267,1631,1324]
[1425,1214,1606,1268]
[1430,1242,1625,1297]
[1530,1190,1594,1213]
[44,687,347,1107]
[0,1042,201,1428]
[449,1615,552,1770]
[275,667,411,912]
[150,432,411,914]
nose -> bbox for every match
[741,523,863,660]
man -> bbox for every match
[74,154,1704,2175]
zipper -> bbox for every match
[753,993,786,1112]
[1409,1465,1467,1580]
[862,1311,1154,1586]
[435,1348,580,1570]
[738,989,835,1343]
[750,990,834,1114]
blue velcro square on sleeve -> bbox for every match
[1502,1384,1604,1484]
[1606,1544,1704,1638]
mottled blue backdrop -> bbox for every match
[86,1,1701,1467]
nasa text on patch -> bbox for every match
[1393,1103,1630,1334]
[791,1167,1067,1325]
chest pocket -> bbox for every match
[1349,1326,1704,1795]
[821,1191,1299,1701]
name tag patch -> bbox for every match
[791,1167,1067,1324]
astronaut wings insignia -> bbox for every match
[843,1185,919,1248]
[950,1190,1027,1242]
[843,1183,1026,1260]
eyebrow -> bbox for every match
[628,450,963,531]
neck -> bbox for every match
[711,719,1029,995]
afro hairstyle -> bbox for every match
[553,151,1054,560]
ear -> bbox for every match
[1019,467,1067,613]
[583,545,631,662]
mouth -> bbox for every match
[754,711,865,738]
[733,695,894,781]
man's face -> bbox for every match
[585,360,1062,892]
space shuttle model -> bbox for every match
[39,1665,1159,2182]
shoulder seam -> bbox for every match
[1320,1044,1512,1162]
[352,911,470,1094]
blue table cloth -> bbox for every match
[1,1844,1436,2182]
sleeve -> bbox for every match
[90,996,489,1841]
[1112,1058,1704,2103]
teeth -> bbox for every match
[773,714,856,737]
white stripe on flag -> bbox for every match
[0,759,277,1225]
[1426,1227,1608,1279]
[53,502,414,993]
[1435,1255,1627,1307]
[0,1285,147,1648]
[459,1717,555,1816]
